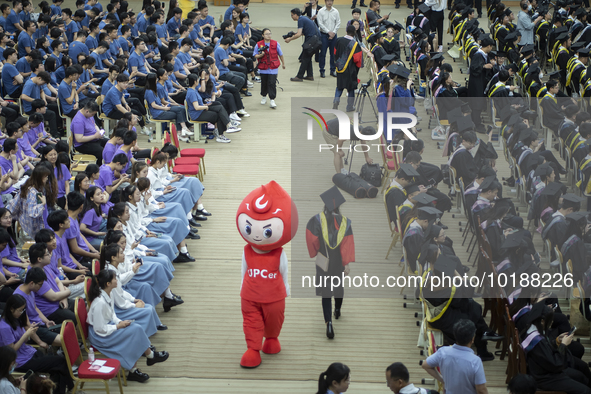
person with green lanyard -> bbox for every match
[306,186,354,340]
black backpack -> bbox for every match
[360,163,383,187]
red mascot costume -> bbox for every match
[236,181,298,368]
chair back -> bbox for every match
[384,198,395,234]
[84,277,91,303]
[91,259,100,276]
[75,297,90,351]
[60,320,82,373]
[169,124,182,151]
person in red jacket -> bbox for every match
[236,181,298,368]
[253,29,286,109]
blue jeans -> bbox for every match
[319,32,337,73]
[334,88,355,109]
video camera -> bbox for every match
[283,31,295,40]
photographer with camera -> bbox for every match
[285,8,321,82]
[254,28,285,109]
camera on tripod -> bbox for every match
[283,32,295,40]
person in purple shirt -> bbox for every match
[26,114,56,151]
[0,138,27,183]
[15,118,41,164]
[65,192,100,263]
[47,210,89,280]
[80,186,111,249]
[39,146,70,209]
[95,153,129,195]
[102,127,125,164]
[70,102,108,165]
[6,122,34,173]
[0,229,20,302]
[0,211,28,275]
[112,131,136,173]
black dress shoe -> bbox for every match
[241,90,252,96]
[193,214,208,221]
[482,331,504,341]
[127,369,150,382]
[157,324,168,331]
[334,309,341,319]
[172,294,183,302]
[147,351,169,366]
[173,253,192,263]
[395,3,400,7]
[326,321,335,339]
[478,351,494,361]
[195,209,211,217]
[189,218,201,227]
[185,232,200,240]
[320,71,325,78]
[190,229,198,234]
[330,71,337,77]
[359,3,367,6]
[184,252,196,262]
[163,297,183,312]
[149,345,156,352]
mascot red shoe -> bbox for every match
[236,181,298,368]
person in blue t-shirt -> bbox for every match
[50,0,63,18]
[0,4,10,32]
[2,49,24,98]
[85,21,99,50]
[61,8,79,43]
[6,1,23,35]
[21,72,51,114]
[128,38,153,87]
[102,74,146,128]
[215,36,247,92]
[197,4,215,40]
[89,41,110,76]
[118,25,132,56]
[68,31,89,64]
[284,8,320,81]
[145,72,190,136]
[166,7,182,38]
[58,66,80,118]
[17,20,35,57]
[18,0,32,23]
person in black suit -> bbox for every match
[303,0,322,26]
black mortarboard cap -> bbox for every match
[394,21,404,31]
[528,62,540,75]
[566,211,589,224]
[526,302,550,326]
[427,224,443,240]
[389,65,411,79]
[397,163,420,178]
[490,50,498,58]
[571,41,585,51]
[540,181,564,198]
[454,115,475,133]
[433,253,457,277]
[579,48,590,57]
[320,186,346,212]
[508,112,523,126]
[505,31,518,41]
[556,32,569,42]
[382,54,397,63]
[406,184,421,194]
[414,192,438,205]
[417,206,442,221]
[479,175,498,191]
[501,230,527,249]
[507,63,519,73]
[548,70,562,80]
[497,50,507,58]
[517,128,538,142]
[575,7,586,17]
[533,162,553,177]
[493,197,512,211]
[431,53,444,62]
[554,25,568,34]
[413,28,423,35]
[562,193,584,206]
[527,151,545,167]
[501,108,518,122]
[521,44,535,56]
[418,3,430,13]
[504,8,513,17]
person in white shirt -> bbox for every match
[87,269,169,383]
[386,362,431,393]
[316,0,341,78]
[424,0,446,52]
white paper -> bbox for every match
[91,360,107,366]
[98,366,115,374]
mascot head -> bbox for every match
[236,181,298,251]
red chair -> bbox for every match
[60,320,125,394]
[169,124,206,176]
[84,277,92,302]
[163,133,201,180]
[163,130,200,167]
[91,260,100,276]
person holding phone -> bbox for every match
[0,294,73,394]
[0,346,26,394]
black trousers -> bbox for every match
[0,284,14,302]
[215,93,237,114]
[296,46,314,79]
[195,101,230,133]
[219,71,246,91]
[221,82,244,110]
[170,92,187,106]
[16,350,73,394]
[322,297,343,323]
[7,85,23,99]
[47,305,76,325]
[228,63,249,82]
[428,187,452,212]
[107,106,145,127]
[260,73,277,100]
[57,196,66,209]
[430,10,444,43]
[0,103,20,124]
[75,138,108,165]
[133,148,151,160]
[127,87,145,101]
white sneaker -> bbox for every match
[207,123,216,130]
[253,76,261,82]
[341,168,349,175]
[230,121,241,128]
[216,136,231,143]
[229,113,241,121]
[270,99,276,109]
[246,81,254,88]
[179,136,189,143]
[261,96,267,105]
[142,126,151,136]
[550,260,560,267]
[226,126,241,133]
[438,45,443,52]
[236,109,250,117]
[182,128,194,136]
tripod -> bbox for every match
[352,79,379,125]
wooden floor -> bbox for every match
[61,2,584,393]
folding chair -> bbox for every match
[385,204,402,259]
[447,166,463,213]
[163,132,201,179]
[56,98,72,142]
[144,99,168,144]
[183,101,209,142]
[60,320,125,394]
[169,125,206,179]
[96,96,116,135]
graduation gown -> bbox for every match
[385,183,407,224]
[489,81,512,113]
[468,50,492,108]
[556,47,570,87]
[541,213,568,247]
[540,94,565,132]
[371,43,387,69]
[382,37,401,60]
[335,36,362,91]
[436,87,466,120]
[561,235,589,284]
[403,221,424,273]
[449,147,478,185]
[306,213,355,298]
